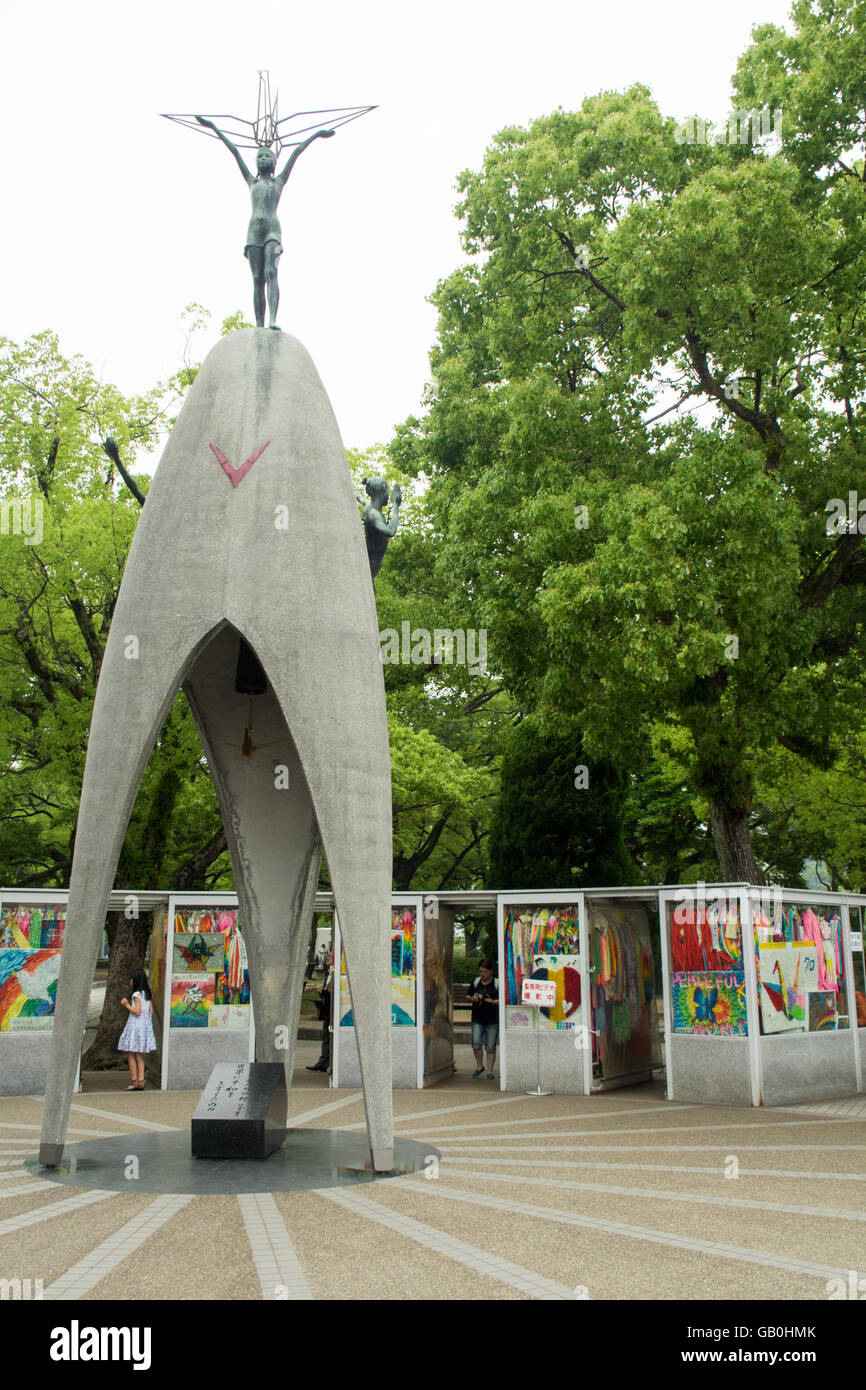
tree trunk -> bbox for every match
[171,828,228,889]
[463,921,482,955]
[708,799,761,883]
[81,913,153,1074]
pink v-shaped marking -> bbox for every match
[209,441,270,487]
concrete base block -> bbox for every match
[166,1029,251,1091]
[503,1031,586,1094]
[669,1034,753,1105]
[761,1029,859,1106]
[0,1032,67,1097]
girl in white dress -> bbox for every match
[118,969,157,1091]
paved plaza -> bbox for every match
[1,1050,865,1302]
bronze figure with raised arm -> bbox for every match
[361,476,402,583]
[195,115,334,329]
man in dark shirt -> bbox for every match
[306,950,334,1073]
[469,958,499,1079]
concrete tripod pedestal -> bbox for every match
[39,329,394,1171]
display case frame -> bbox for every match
[748,887,862,1106]
[161,892,254,1091]
[583,890,664,1091]
[332,894,424,1090]
[496,890,590,1095]
[0,890,78,1097]
[660,884,758,1105]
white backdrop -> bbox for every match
[1,0,793,453]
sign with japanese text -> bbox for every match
[522,978,557,1008]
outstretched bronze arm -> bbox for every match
[275,129,335,190]
[195,114,254,185]
[104,438,146,508]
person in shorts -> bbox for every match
[469,959,499,1079]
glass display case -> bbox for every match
[587,897,662,1085]
[334,897,422,1089]
[751,891,860,1106]
[498,895,588,1094]
[0,893,74,1096]
[661,887,757,1105]
[161,895,253,1089]
[753,900,846,1034]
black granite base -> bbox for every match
[24,1129,436,1195]
[191,1062,286,1160]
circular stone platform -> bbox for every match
[25,1128,436,1196]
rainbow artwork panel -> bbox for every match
[391,907,416,1024]
[672,970,747,1036]
[806,990,837,1032]
[0,949,61,1031]
[341,975,415,1027]
[339,949,352,1027]
[170,973,214,1028]
[0,904,66,950]
[391,976,415,1026]
[341,907,418,1027]
[504,904,580,1015]
[391,908,415,976]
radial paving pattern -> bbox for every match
[1,1081,864,1301]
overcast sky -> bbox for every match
[2,0,794,456]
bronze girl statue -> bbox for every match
[195,115,334,329]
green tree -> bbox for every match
[752,715,866,892]
[486,715,634,887]
[395,9,866,883]
[621,725,721,885]
[349,448,506,889]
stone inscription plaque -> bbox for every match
[191,1061,286,1159]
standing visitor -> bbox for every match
[118,969,157,1091]
[307,949,334,1073]
[469,959,499,1079]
